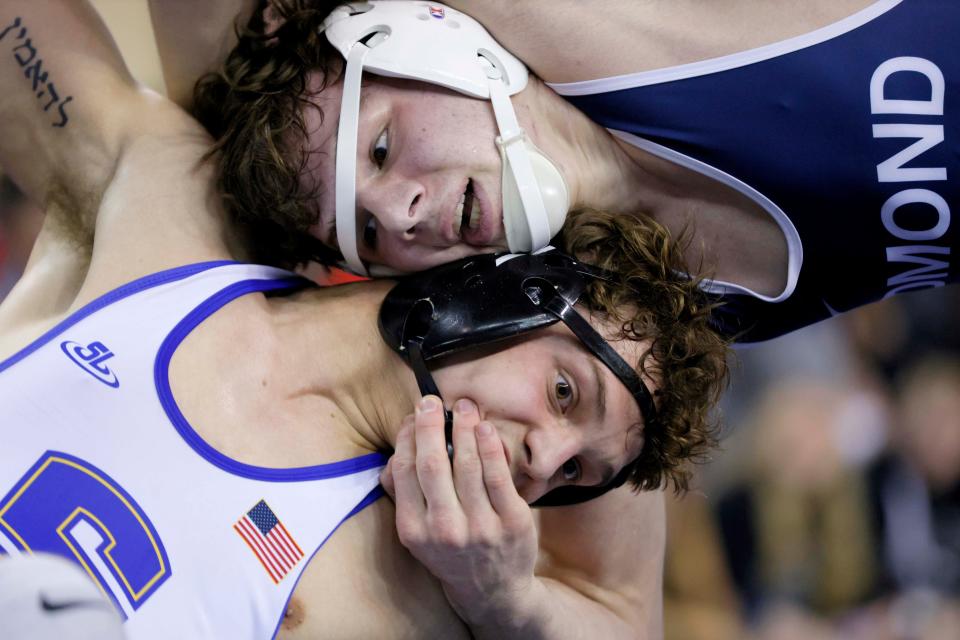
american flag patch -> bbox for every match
[234,500,305,583]
[429,5,445,19]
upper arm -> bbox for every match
[535,487,666,638]
[0,2,222,333]
[441,0,665,82]
[0,1,143,225]
[147,0,256,109]
[442,1,878,83]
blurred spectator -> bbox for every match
[0,175,44,301]
[715,379,884,624]
[663,486,746,640]
[864,355,960,638]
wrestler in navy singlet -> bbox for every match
[549,0,959,342]
[0,263,386,639]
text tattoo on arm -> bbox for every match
[1,17,73,128]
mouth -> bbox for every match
[462,180,482,235]
[453,179,482,239]
[439,178,506,251]
[449,179,502,248]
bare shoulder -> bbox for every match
[280,498,471,639]
[447,0,878,82]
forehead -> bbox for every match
[303,72,479,121]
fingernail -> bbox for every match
[477,422,493,437]
[419,396,440,413]
[454,398,477,415]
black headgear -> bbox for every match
[378,249,657,507]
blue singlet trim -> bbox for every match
[0,261,238,375]
[270,484,385,640]
[154,276,389,481]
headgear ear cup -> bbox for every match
[501,140,568,252]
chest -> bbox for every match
[278,500,471,640]
[162,299,469,636]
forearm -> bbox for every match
[456,488,666,640]
[458,575,656,640]
[386,405,665,640]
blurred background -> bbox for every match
[665,291,960,640]
[1,2,957,639]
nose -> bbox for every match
[359,176,426,240]
[522,422,581,484]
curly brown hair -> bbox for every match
[194,0,343,268]
[560,208,729,492]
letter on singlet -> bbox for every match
[870,57,945,116]
[873,124,946,183]
[880,189,951,241]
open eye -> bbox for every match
[362,215,378,248]
[372,128,389,167]
[554,373,574,411]
[560,458,581,482]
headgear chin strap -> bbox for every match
[324,1,569,276]
[379,249,657,507]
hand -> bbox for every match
[380,395,540,625]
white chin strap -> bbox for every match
[334,41,371,276]
[482,59,556,255]
[334,38,566,277]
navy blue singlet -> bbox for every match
[550,0,959,342]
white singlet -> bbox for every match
[0,261,387,639]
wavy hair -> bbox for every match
[193,0,343,268]
[560,208,729,492]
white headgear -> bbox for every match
[323,1,569,276]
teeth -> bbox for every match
[456,180,480,237]
[466,195,480,230]
[455,191,466,236]
[463,180,480,231]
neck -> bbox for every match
[270,280,421,454]
[517,76,664,217]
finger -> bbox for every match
[450,399,495,519]
[383,414,415,500]
[379,457,395,500]
[398,412,415,440]
[391,423,427,528]
[476,420,528,520]
[414,395,460,511]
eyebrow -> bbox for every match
[589,358,607,425]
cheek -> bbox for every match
[407,128,491,171]
[433,356,539,410]
[403,102,499,167]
